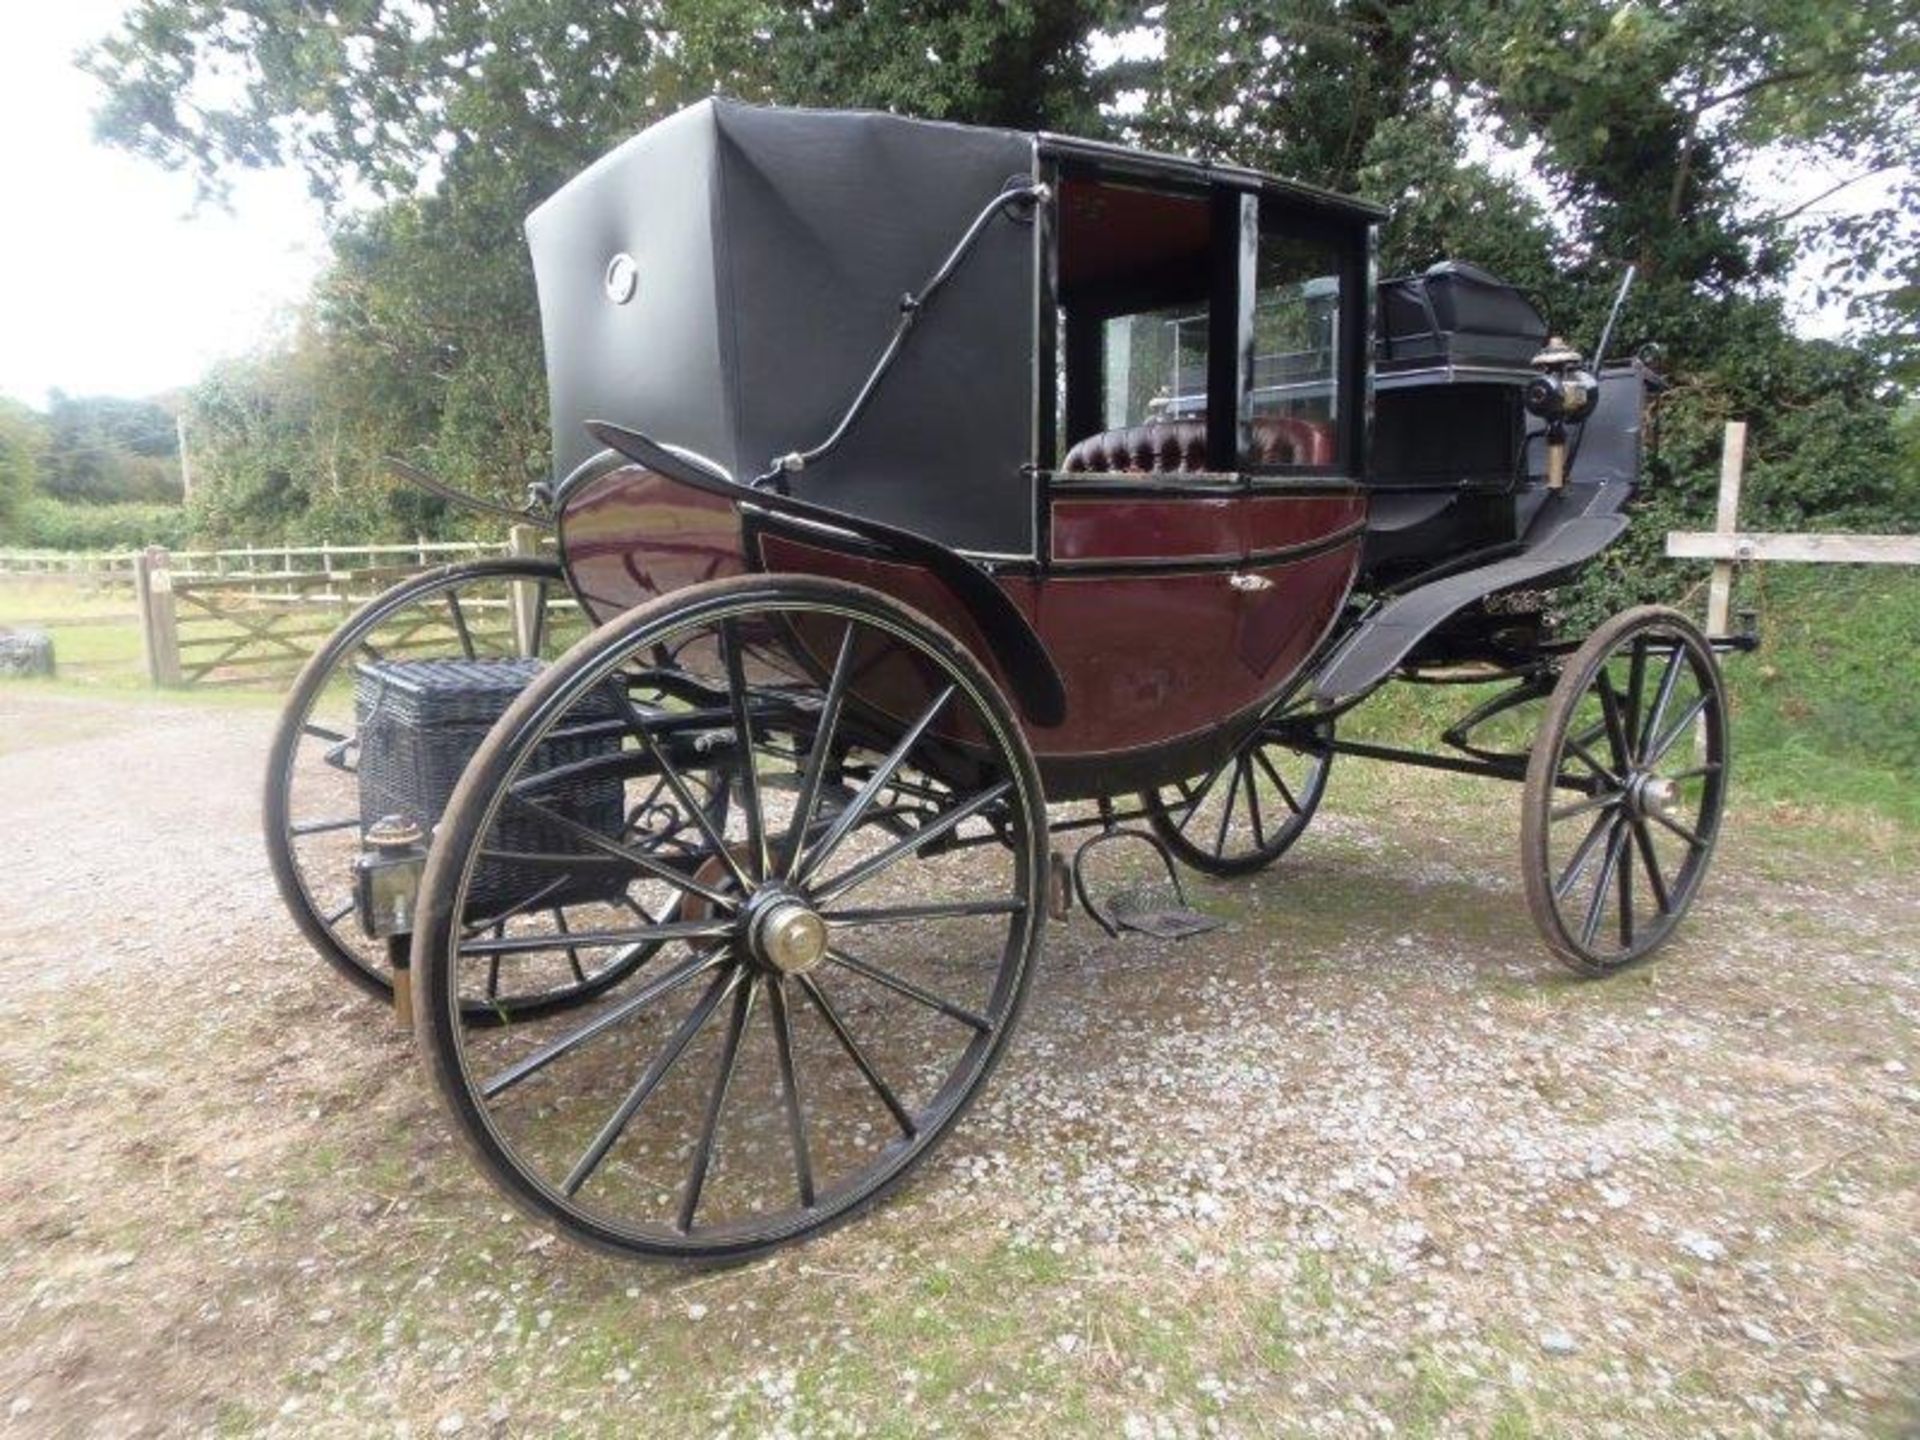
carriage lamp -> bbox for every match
[354,815,428,940]
[1526,337,1601,490]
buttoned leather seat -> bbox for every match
[1062,416,1334,473]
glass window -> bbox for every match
[1102,305,1208,429]
[1248,227,1343,468]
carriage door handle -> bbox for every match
[1228,572,1273,593]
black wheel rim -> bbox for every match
[1533,616,1727,970]
[266,559,677,1019]
[1148,717,1331,875]
[421,585,1045,1259]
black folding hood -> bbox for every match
[528,100,1039,554]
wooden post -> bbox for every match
[507,523,540,656]
[135,546,183,686]
[1706,421,1746,638]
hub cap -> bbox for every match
[752,898,828,975]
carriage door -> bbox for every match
[1032,172,1368,761]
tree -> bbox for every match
[38,393,182,505]
[0,400,46,540]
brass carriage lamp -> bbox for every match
[354,814,428,939]
[1526,337,1600,489]
[355,815,428,1026]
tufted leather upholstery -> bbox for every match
[1062,416,1335,474]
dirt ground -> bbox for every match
[0,684,1914,1438]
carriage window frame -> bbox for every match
[1040,159,1371,488]
[1237,197,1371,481]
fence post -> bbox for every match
[506,523,541,656]
[135,546,183,686]
[1706,421,1746,638]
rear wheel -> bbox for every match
[413,575,1048,1261]
[263,557,706,1021]
[1142,717,1333,877]
[1522,606,1728,975]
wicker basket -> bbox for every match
[355,658,628,916]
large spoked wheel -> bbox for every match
[265,557,694,1019]
[1522,605,1728,975]
[413,575,1048,1261]
[1142,716,1333,877]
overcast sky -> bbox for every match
[0,8,1901,412]
[0,2,327,408]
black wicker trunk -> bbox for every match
[355,658,627,916]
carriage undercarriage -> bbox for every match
[267,554,1742,1260]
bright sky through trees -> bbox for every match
[0,2,327,405]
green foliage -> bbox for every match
[1735,563,1920,776]
[0,399,47,539]
[83,0,1918,575]
[35,392,183,506]
[16,495,191,550]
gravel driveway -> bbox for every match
[0,686,1914,1437]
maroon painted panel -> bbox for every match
[757,533,1360,763]
[1243,493,1368,552]
[559,464,744,624]
[1053,491,1366,564]
[561,464,1361,770]
[1051,496,1239,562]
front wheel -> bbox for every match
[1521,606,1729,975]
[412,575,1049,1261]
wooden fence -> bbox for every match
[134,531,556,687]
[1666,421,1920,635]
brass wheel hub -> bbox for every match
[1629,772,1678,817]
[750,896,829,975]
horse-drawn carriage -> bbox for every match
[266,101,1740,1260]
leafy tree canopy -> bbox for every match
[82,0,1917,559]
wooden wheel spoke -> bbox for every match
[1211,757,1241,856]
[1639,643,1685,762]
[1580,820,1629,949]
[678,975,757,1231]
[1595,670,1633,772]
[1554,809,1616,901]
[456,918,731,956]
[1175,752,1236,837]
[823,897,1024,926]
[447,591,477,660]
[796,974,918,1138]
[1242,757,1266,848]
[794,685,956,884]
[1550,791,1620,825]
[826,947,993,1033]
[1631,819,1672,914]
[561,967,738,1198]
[528,581,550,658]
[766,977,816,1209]
[501,793,737,911]
[1644,693,1711,767]
[480,949,725,1099]
[1253,746,1301,814]
[810,781,1013,902]
[1647,807,1706,849]
[601,678,751,895]
[1622,635,1649,756]
[720,620,770,881]
[783,623,859,877]
[291,815,362,838]
[1566,736,1621,787]
[1617,822,1635,948]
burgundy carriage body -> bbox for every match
[531,101,1390,796]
